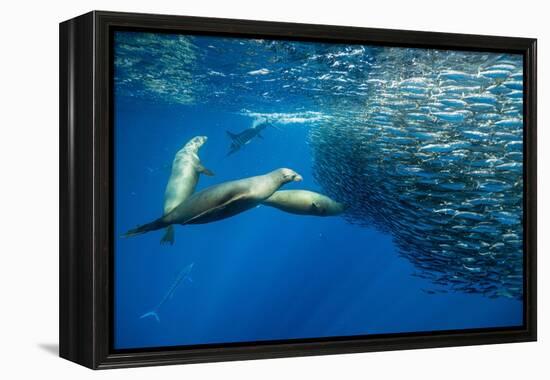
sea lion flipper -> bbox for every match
[197,163,215,176]
[182,194,247,225]
[123,217,166,238]
[160,225,175,245]
[310,202,320,214]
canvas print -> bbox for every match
[114,31,524,350]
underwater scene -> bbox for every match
[114,31,524,350]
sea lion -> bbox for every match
[123,168,303,238]
[263,190,345,216]
[161,136,214,244]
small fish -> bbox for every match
[486,63,516,71]
[468,103,497,112]
[503,80,523,90]
[495,118,523,128]
[438,70,476,81]
[479,70,511,79]
[247,68,270,75]
[464,94,498,105]
[438,98,467,108]
[454,212,484,221]
[433,111,471,122]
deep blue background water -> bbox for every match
[114,97,522,350]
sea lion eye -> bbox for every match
[280,169,302,182]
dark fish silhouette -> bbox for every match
[226,122,271,155]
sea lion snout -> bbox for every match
[190,135,208,148]
[262,190,345,217]
[278,168,302,183]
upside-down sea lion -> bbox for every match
[263,190,345,216]
[123,168,303,238]
[161,136,214,244]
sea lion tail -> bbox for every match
[160,225,175,245]
[122,218,166,238]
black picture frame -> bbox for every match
[59,10,537,369]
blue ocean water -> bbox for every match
[114,32,523,350]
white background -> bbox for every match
[0,0,547,378]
